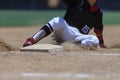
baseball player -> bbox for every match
[23,0,107,48]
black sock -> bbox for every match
[41,23,53,37]
[32,23,53,43]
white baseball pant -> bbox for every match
[47,17,99,47]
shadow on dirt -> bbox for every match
[110,43,120,49]
[0,39,15,52]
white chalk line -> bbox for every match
[83,53,120,56]
[22,73,94,78]
[2,72,120,79]
[21,72,120,78]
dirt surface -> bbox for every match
[0,25,120,80]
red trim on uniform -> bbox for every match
[90,6,100,13]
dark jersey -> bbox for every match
[63,0,103,34]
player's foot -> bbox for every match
[23,37,35,47]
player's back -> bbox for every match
[63,0,102,34]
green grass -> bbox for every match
[103,11,120,25]
[0,10,120,27]
[0,10,65,26]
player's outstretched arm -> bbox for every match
[94,28,107,48]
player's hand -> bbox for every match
[98,40,107,48]
[23,37,35,47]
[99,43,107,48]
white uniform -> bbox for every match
[47,17,99,47]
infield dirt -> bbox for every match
[0,25,120,80]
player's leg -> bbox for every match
[23,17,66,47]
[49,17,84,43]
[75,35,99,47]
[23,24,53,47]
[50,17,99,47]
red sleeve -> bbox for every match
[94,28,104,42]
